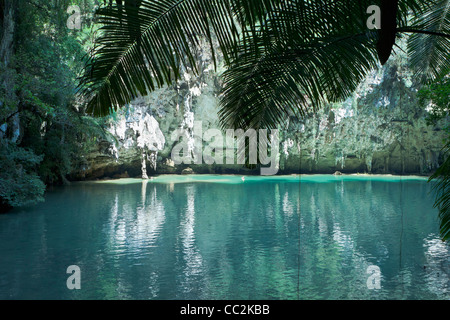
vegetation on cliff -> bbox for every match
[0,0,103,212]
[422,75,450,240]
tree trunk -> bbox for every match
[1,0,15,92]
[0,0,19,143]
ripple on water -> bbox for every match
[0,175,447,300]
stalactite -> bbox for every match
[366,154,373,173]
[142,152,148,179]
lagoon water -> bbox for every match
[0,175,448,300]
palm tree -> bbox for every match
[78,0,450,239]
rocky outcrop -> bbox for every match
[72,44,447,179]
[279,55,447,175]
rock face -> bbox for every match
[280,55,447,175]
[73,45,447,179]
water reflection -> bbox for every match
[0,176,448,299]
[424,236,449,295]
[178,185,204,295]
[107,181,166,256]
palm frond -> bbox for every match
[78,0,242,116]
[79,0,435,122]
[407,0,450,82]
[218,33,379,130]
[218,0,380,130]
[429,139,450,241]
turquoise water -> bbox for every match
[0,175,448,300]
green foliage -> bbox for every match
[78,0,450,131]
[418,76,450,126]
[0,141,46,211]
[78,0,242,117]
[0,64,19,119]
[429,140,450,241]
[421,73,450,241]
[13,1,89,113]
[12,0,107,185]
[407,0,450,83]
[0,0,107,209]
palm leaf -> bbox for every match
[218,0,380,130]
[218,34,379,130]
[407,0,450,82]
[429,139,450,241]
[78,0,242,116]
[79,0,435,121]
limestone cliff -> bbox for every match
[72,44,447,179]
